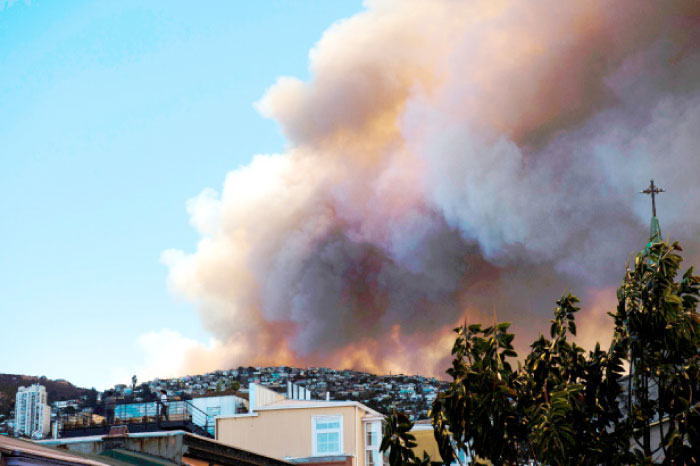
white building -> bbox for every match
[14,384,51,438]
[190,393,248,436]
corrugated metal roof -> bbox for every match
[0,435,111,466]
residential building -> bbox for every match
[216,384,384,466]
[14,384,51,438]
[53,400,81,410]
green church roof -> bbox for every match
[649,215,662,244]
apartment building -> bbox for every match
[14,384,51,438]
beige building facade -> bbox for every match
[216,384,383,466]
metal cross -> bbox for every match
[641,179,664,218]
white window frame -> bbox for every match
[312,415,343,456]
[364,421,383,466]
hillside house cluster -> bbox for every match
[107,366,446,422]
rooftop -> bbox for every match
[0,434,111,466]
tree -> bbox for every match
[131,375,138,396]
[381,410,430,466]
[86,388,98,409]
[139,383,153,401]
[382,239,699,465]
[611,241,700,462]
[516,294,630,465]
[431,320,523,465]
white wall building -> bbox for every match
[190,393,248,436]
[14,384,51,438]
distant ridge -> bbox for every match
[0,374,92,416]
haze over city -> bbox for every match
[2,0,699,392]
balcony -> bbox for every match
[57,399,214,439]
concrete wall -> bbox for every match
[44,433,184,464]
[124,434,182,461]
[217,405,372,466]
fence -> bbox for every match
[59,398,213,437]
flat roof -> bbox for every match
[222,399,383,418]
[38,430,186,446]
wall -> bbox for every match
[44,433,184,463]
[251,384,286,410]
[191,395,246,417]
[410,428,442,461]
[411,428,489,466]
[217,405,370,465]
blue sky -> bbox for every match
[0,0,363,389]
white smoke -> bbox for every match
[163,0,700,377]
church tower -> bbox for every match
[641,179,664,249]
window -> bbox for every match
[312,415,343,456]
[364,421,382,466]
[365,421,380,447]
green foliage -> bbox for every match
[380,410,431,466]
[612,241,700,462]
[432,321,522,465]
[86,388,99,409]
[383,239,699,465]
[519,294,631,465]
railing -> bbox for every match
[58,398,214,437]
[185,401,214,436]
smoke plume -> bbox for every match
[162,0,700,377]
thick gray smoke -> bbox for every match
[162,0,700,377]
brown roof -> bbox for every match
[0,435,111,466]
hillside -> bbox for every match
[0,374,90,417]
